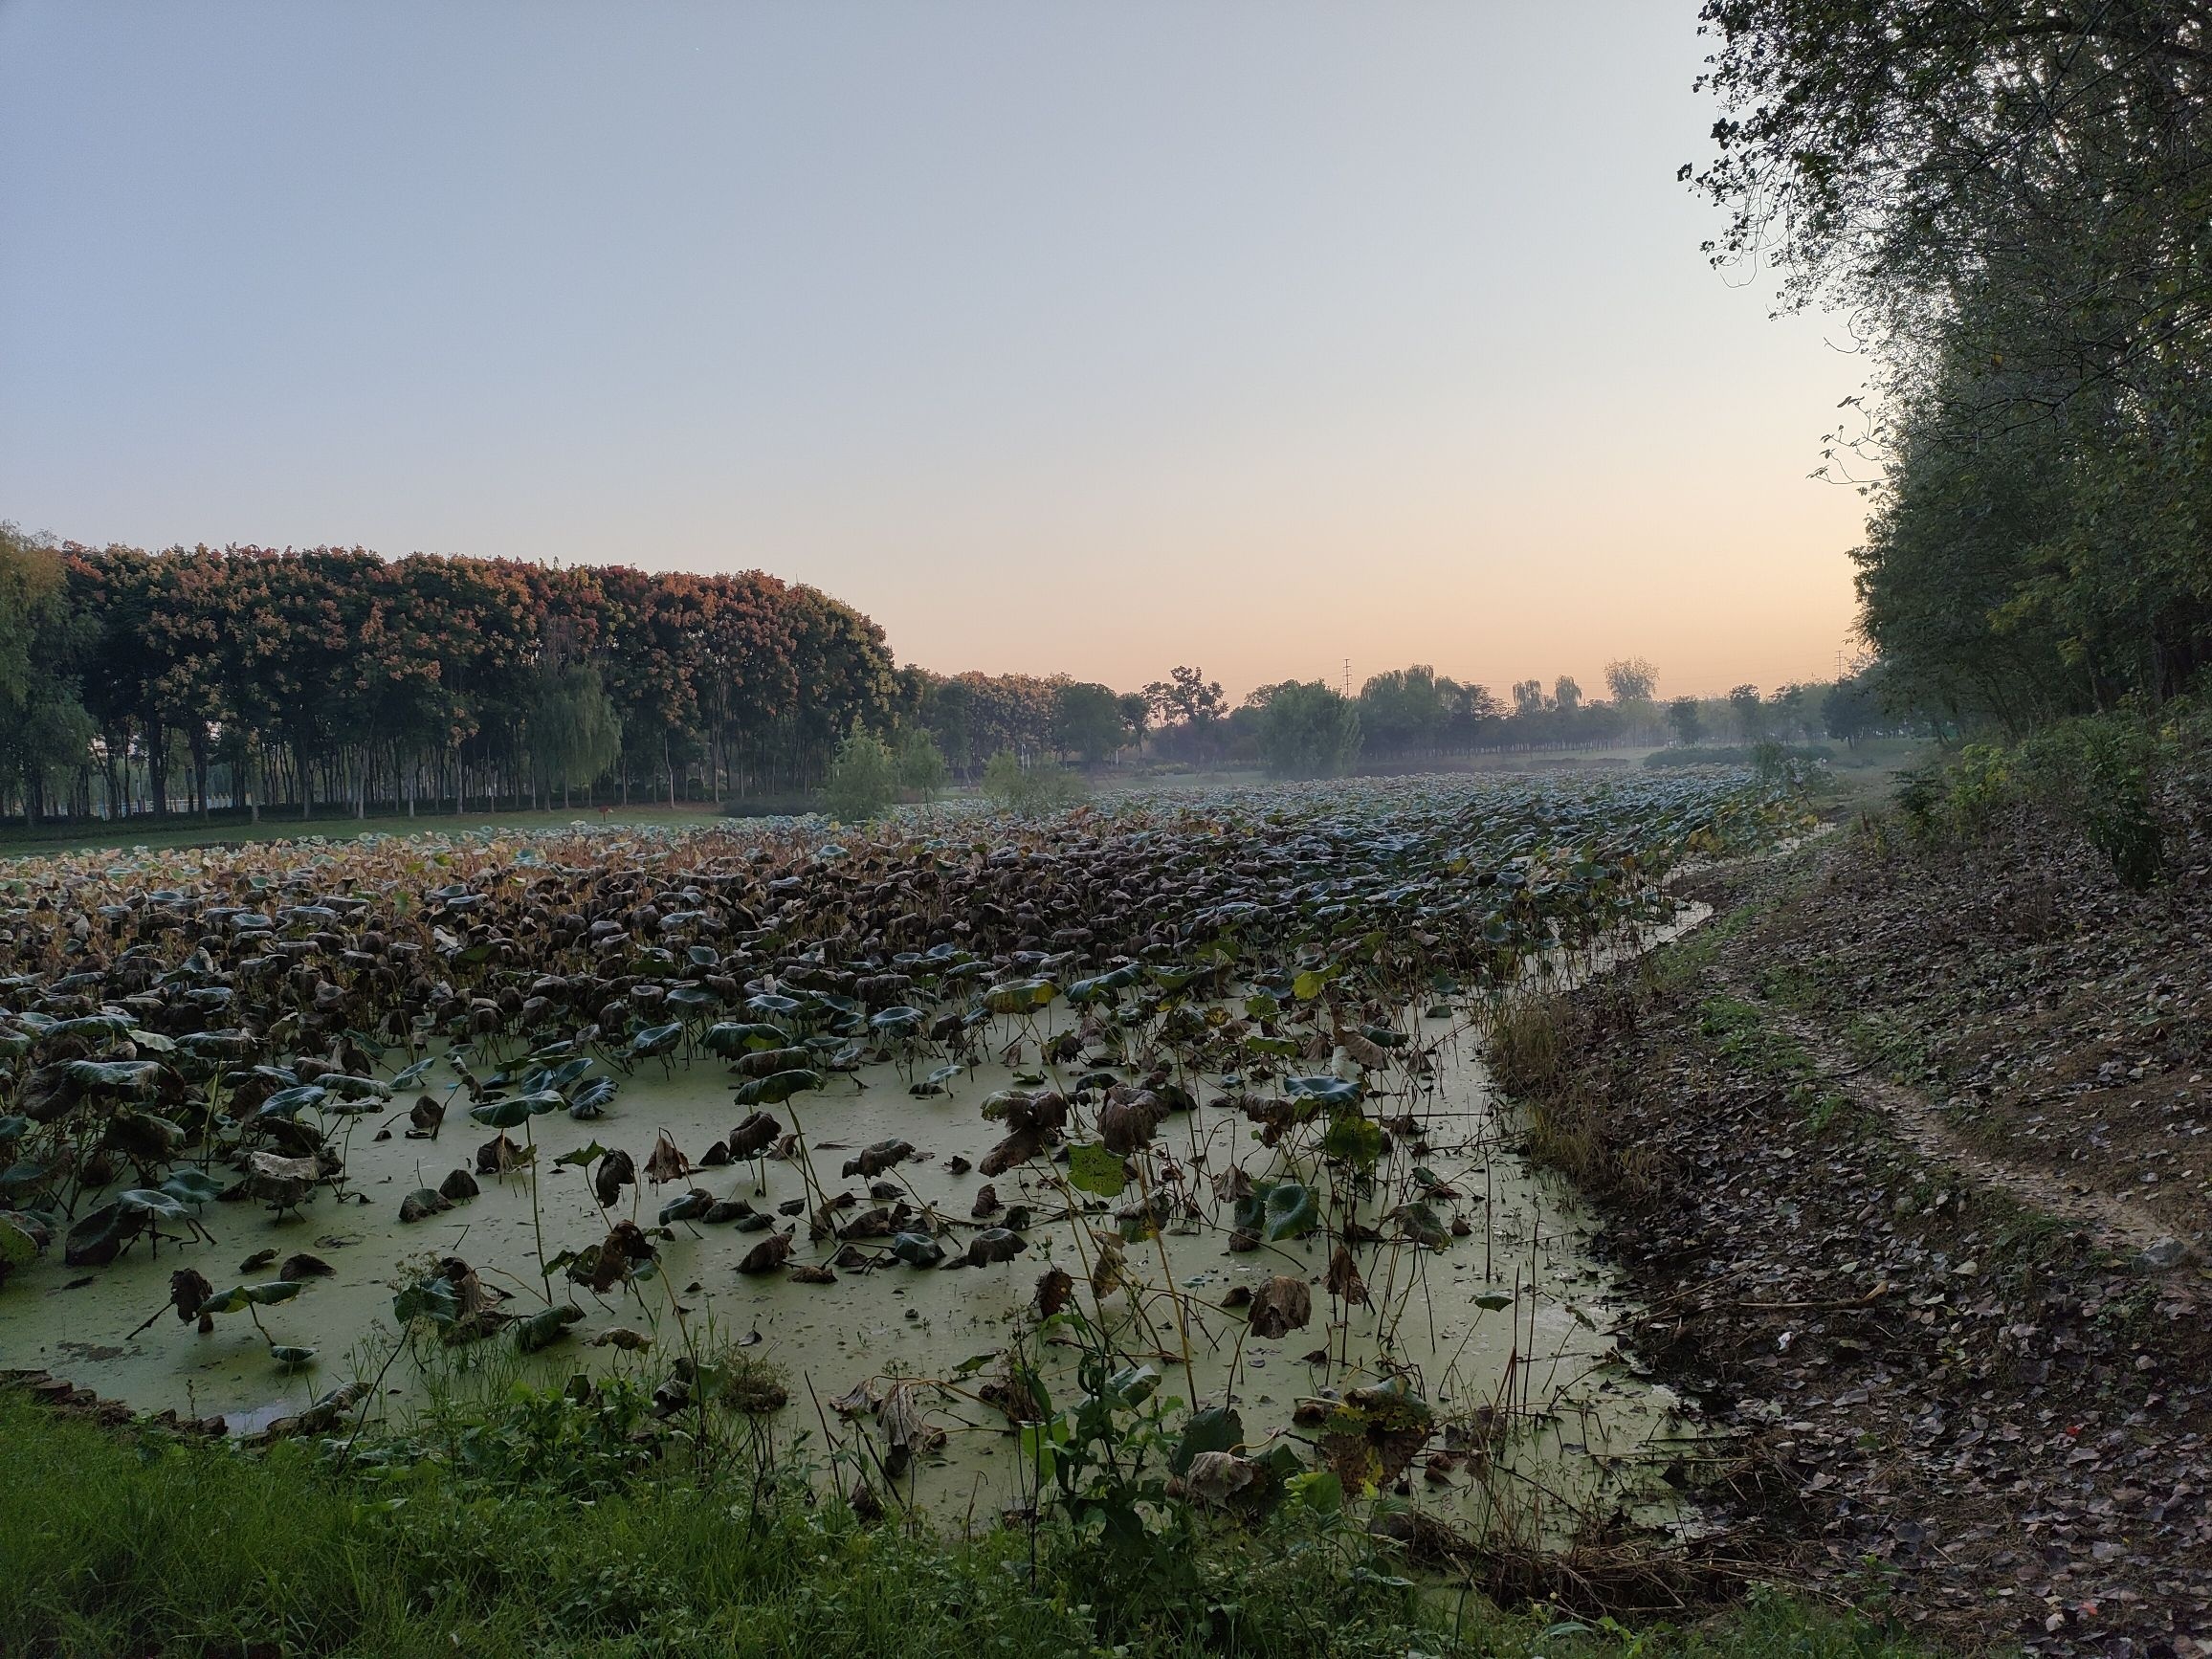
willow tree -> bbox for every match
[527,665,623,808]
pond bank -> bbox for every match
[1492,827,2212,1656]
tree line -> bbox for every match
[0,534,903,825]
[0,530,1883,823]
[1695,2,2212,733]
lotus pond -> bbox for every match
[0,774,1799,1551]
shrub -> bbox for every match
[1642,742,1831,772]
[1893,708,2170,889]
[981,750,1088,815]
[2019,711,2165,890]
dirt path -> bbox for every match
[1712,962,2184,1262]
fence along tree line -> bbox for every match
[0,536,900,826]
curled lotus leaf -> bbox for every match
[67,1060,166,1097]
[199,1279,306,1315]
[255,1085,329,1120]
[1284,1075,1361,1108]
[889,1230,945,1269]
[566,1076,620,1118]
[703,1023,786,1056]
[1235,1180,1318,1243]
[963,1228,1027,1267]
[731,1070,822,1107]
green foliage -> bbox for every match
[15,542,902,822]
[1667,697,1702,746]
[1354,665,1493,756]
[0,1380,1933,1659]
[1604,657,1658,703]
[1143,664,1225,729]
[1892,706,2175,890]
[1821,671,1885,746]
[0,525,95,823]
[892,725,948,802]
[1726,685,1763,741]
[1696,6,2212,729]
[1257,681,1362,778]
[2017,711,2167,890]
[0,1387,1097,1659]
[526,663,623,795]
[1894,743,2013,846]
[822,728,898,821]
[1051,679,1130,763]
[1644,743,1831,773]
[980,749,1088,814]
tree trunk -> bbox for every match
[146,724,169,817]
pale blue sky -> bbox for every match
[0,2,1867,698]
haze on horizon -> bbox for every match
[0,2,1867,703]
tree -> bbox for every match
[1143,665,1225,729]
[1694,4,2212,724]
[981,749,1087,816]
[822,729,897,820]
[1823,670,1886,747]
[527,664,623,806]
[1553,675,1582,713]
[0,526,95,823]
[1693,3,2212,359]
[1763,683,1813,741]
[1726,685,1763,741]
[1439,679,1503,748]
[1604,658,1657,703]
[0,525,67,707]
[1115,692,1150,754]
[1356,666,1445,757]
[1668,697,1702,746]
[1257,681,1362,778]
[1510,679,1548,717]
[1051,681,1128,763]
[893,727,948,802]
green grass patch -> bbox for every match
[0,1390,1934,1659]
[1695,995,1854,1136]
[1839,1012,1941,1092]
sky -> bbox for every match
[0,2,1870,702]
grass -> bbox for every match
[1695,995,1855,1137]
[0,1389,1936,1659]
[0,802,744,859]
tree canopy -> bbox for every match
[1696,1,2212,725]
